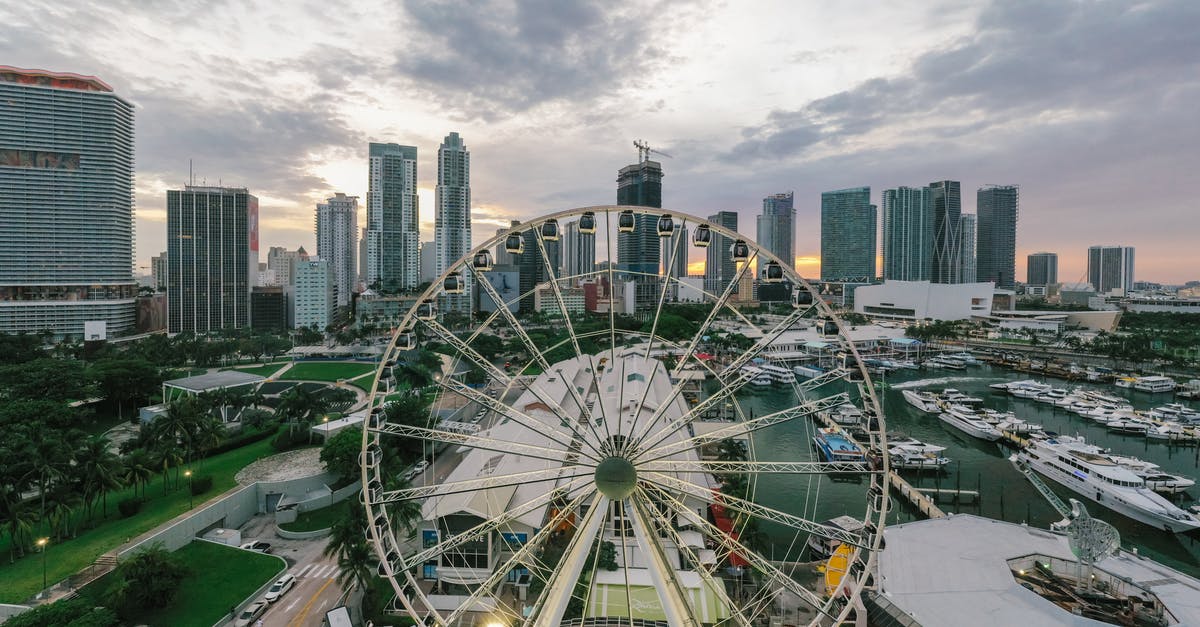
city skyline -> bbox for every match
[3,2,1198,283]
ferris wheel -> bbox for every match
[361,206,889,627]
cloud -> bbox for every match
[392,0,695,120]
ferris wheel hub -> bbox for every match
[595,456,638,500]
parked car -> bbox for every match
[264,574,296,602]
[240,541,271,553]
[233,601,267,627]
[402,460,429,482]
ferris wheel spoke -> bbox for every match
[634,392,850,464]
[438,377,604,463]
[637,487,750,627]
[643,472,869,550]
[440,488,600,627]
[650,487,837,620]
[523,493,611,627]
[373,422,582,466]
[626,490,704,627]
[374,467,591,505]
[641,460,871,475]
[467,263,616,457]
[669,248,759,379]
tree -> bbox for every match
[716,438,748,462]
[109,544,189,612]
[320,426,363,479]
[87,358,161,418]
[323,501,368,564]
[122,449,155,499]
[3,499,37,561]
[75,435,123,521]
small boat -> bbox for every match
[813,428,866,462]
[939,407,1003,441]
[1146,423,1200,444]
[805,515,866,560]
[901,390,940,414]
[889,445,951,471]
[995,418,1045,435]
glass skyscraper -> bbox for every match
[757,192,794,269]
[929,180,961,284]
[0,67,135,338]
[167,186,258,334]
[881,186,933,281]
[367,143,419,293]
[1087,246,1134,295]
[616,159,663,308]
[820,187,876,282]
[705,211,738,296]
[435,132,471,313]
[976,184,1019,289]
[1027,252,1058,287]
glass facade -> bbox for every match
[0,68,135,337]
[881,186,933,281]
[1027,252,1058,287]
[367,143,419,292]
[820,187,876,282]
[617,160,663,309]
[705,211,739,295]
[977,185,1019,289]
[756,191,795,269]
[435,132,472,313]
[166,186,255,334]
[929,180,961,284]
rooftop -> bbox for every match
[163,370,265,392]
[0,65,113,92]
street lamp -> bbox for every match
[184,470,193,509]
[36,537,48,591]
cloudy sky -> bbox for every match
[4,0,1198,283]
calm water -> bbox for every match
[733,366,1200,576]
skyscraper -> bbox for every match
[151,253,169,291]
[881,186,933,281]
[705,211,739,296]
[757,192,795,269]
[976,185,1019,289]
[1087,246,1135,295]
[929,180,961,284]
[167,186,258,334]
[315,192,358,310]
[563,219,596,280]
[820,187,876,282]
[0,67,136,338]
[367,142,419,292]
[518,226,560,313]
[435,132,471,313]
[495,221,521,267]
[419,241,437,284]
[956,214,977,284]
[1027,252,1058,287]
[617,158,663,308]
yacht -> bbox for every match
[943,351,980,365]
[1011,382,1053,399]
[1106,453,1196,494]
[805,515,865,560]
[889,445,951,471]
[758,363,796,385]
[1114,377,1137,389]
[1147,404,1200,422]
[1146,423,1200,444]
[1011,436,1200,532]
[738,365,773,387]
[821,403,866,428]
[1106,417,1152,435]
[926,356,966,370]
[994,417,1045,435]
[901,390,940,414]
[1033,388,1069,404]
[1080,390,1127,406]
[1135,376,1176,393]
[939,406,1003,441]
[888,434,945,452]
[941,389,984,407]
[991,379,1039,393]
[813,427,866,462]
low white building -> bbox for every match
[854,280,994,321]
[532,281,586,315]
[676,276,706,303]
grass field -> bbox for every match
[79,540,284,627]
[281,361,376,382]
[0,438,276,603]
[226,362,290,377]
[345,371,379,392]
[278,504,344,533]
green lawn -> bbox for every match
[79,540,284,627]
[281,361,376,382]
[345,371,379,392]
[226,362,290,377]
[0,438,277,603]
[278,504,344,532]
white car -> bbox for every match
[264,573,296,602]
[403,460,429,482]
[233,601,267,626]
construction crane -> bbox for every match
[634,139,672,163]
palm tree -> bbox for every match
[334,538,374,596]
[323,502,367,564]
[22,430,71,530]
[4,500,37,561]
[123,449,154,499]
[385,477,421,539]
[43,486,81,540]
[76,435,124,521]
[190,417,225,470]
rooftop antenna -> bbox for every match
[634,139,673,163]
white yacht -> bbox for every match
[1146,423,1200,444]
[805,515,865,560]
[941,389,984,407]
[939,406,1003,441]
[1033,388,1069,404]
[889,445,951,471]
[1135,376,1176,393]
[943,351,980,365]
[1106,417,1152,435]
[821,403,866,428]
[992,379,1039,393]
[1011,436,1200,532]
[901,390,940,414]
[738,365,773,387]
[1011,382,1052,399]
[1106,453,1196,494]
[1148,403,1200,422]
[758,363,796,384]
[994,417,1045,435]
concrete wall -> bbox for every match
[0,604,30,623]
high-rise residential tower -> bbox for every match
[757,192,795,269]
[291,258,334,330]
[881,186,933,281]
[563,219,596,280]
[0,67,136,338]
[167,186,258,334]
[495,221,521,267]
[357,227,368,287]
[976,185,1019,289]
[617,158,663,308]
[518,226,560,313]
[435,132,471,313]
[820,187,876,282]
[956,214,977,284]
[1027,252,1058,287]
[315,192,358,310]
[151,253,169,291]
[1087,246,1135,295]
[929,180,961,284]
[367,142,419,292]
[705,211,739,296]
